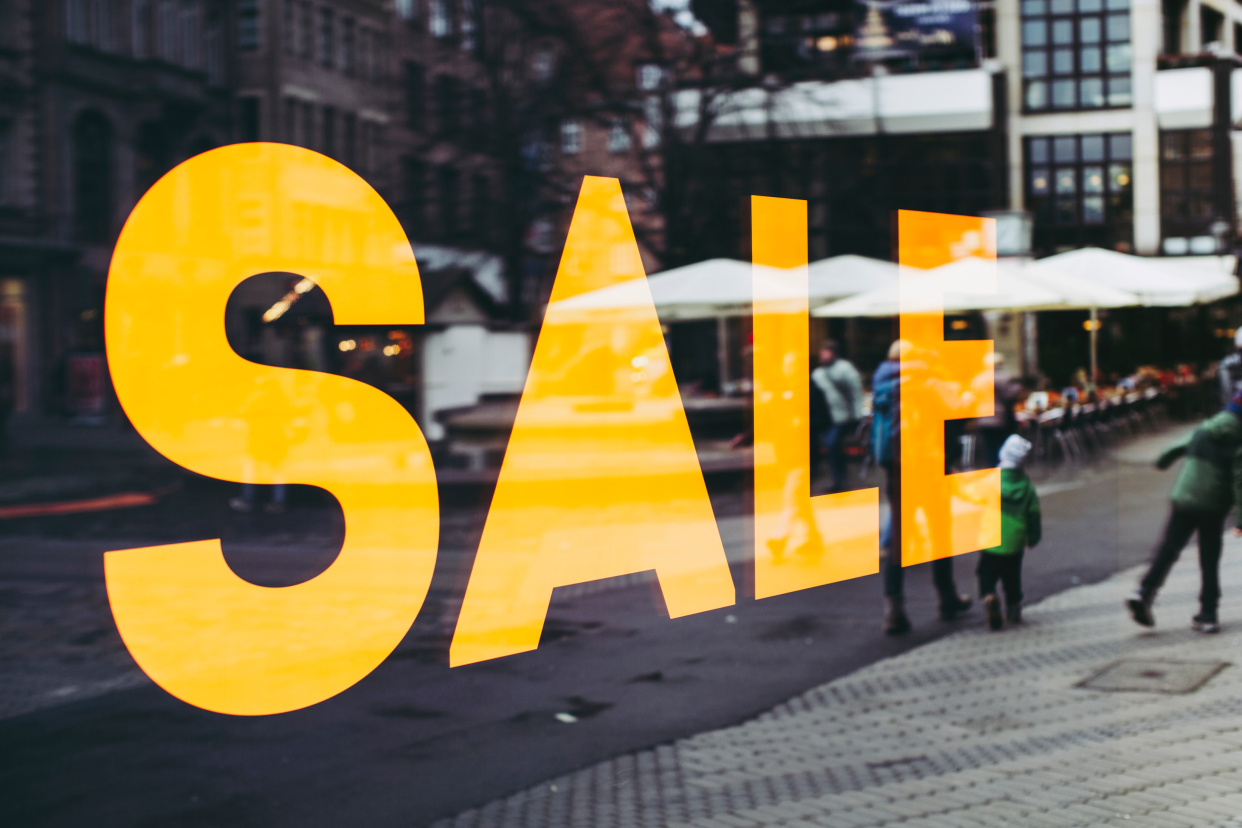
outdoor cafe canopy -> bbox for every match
[810,257,1140,318]
[549,255,897,321]
[1036,248,1238,307]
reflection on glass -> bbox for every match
[1053,48,1074,74]
[104,143,440,715]
[1052,79,1075,108]
[1080,77,1104,107]
[1024,50,1048,76]
[1052,18,1074,44]
[1108,75,1132,106]
[1056,168,1077,193]
[1027,81,1049,109]
[449,176,734,667]
[1083,195,1106,224]
[1080,46,1101,72]
[1031,167,1051,195]
[751,196,878,599]
[1107,42,1131,71]
[1083,166,1104,193]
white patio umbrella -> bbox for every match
[1037,248,1238,307]
[550,255,897,321]
[813,257,1141,383]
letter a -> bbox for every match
[449,177,735,666]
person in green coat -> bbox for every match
[979,434,1041,630]
[1128,390,1242,633]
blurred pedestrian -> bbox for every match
[978,434,1041,630]
[1128,388,1242,634]
[1219,328,1242,408]
[874,340,972,635]
[811,340,863,493]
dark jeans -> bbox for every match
[978,551,1024,606]
[821,421,856,492]
[1140,506,1226,613]
[881,464,961,603]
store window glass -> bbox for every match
[1026,131,1133,251]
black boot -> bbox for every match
[939,593,973,621]
[884,596,911,635]
[983,594,1003,630]
[1005,601,1022,625]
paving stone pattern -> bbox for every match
[432,542,1242,828]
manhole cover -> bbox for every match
[1079,659,1229,694]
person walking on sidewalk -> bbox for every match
[873,340,973,635]
[1128,389,1242,633]
[811,340,864,493]
[979,434,1041,630]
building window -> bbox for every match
[318,7,334,67]
[92,0,114,51]
[402,157,425,227]
[1160,129,1220,252]
[460,0,476,51]
[206,11,223,82]
[239,96,261,142]
[396,0,418,21]
[404,62,425,128]
[435,75,460,137]
[1201,5,1223,48]
[438,165,460,237]
[530,49,555,82]
[323,106,336,157]
[283,0,296,55]
[341,18,355,75]
[560,120,582,155]
[470,173,489,240]
[66,0,89,43]
[0,121,10,205]
[74,112,113,244]
[237,0,260,51]
[636,64,662,90]
[299,2,313,59]
[607,121,632,153]
[342,113,357,166]
[132,0,150,58]
[1022,0,1131,112]
[284,97,298,144]
[429,0,451,38]
[1026,132,1133,252]
[181,2,200,69]
[302,102,315,150]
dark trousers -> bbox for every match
[821,422,855,492]
[1140,506,1226,613]
[881,464,961,602]
[978,551,1024,606]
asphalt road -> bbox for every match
[0,433,1181,828]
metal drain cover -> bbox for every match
[1079,659,1229,694]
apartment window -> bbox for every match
[299,2,313,59]
[132,0,150,58]
[560,120,582,155]
[1026,132,1133,252]
[643,96,662,148]
[404,62,426,128]
[1201,5,1223,48]
[1022,0,1131,112]
[435,75,460,137]
[206,11,222,82]
[158,0,179,60]
[181,2,200,69]
[0,121,10,205]
[607,121,632,153]
[402,157,425,226]
[318,7,334,67]
[66,0,89,43]
[1161,129,1219,251]
[470,173,489,239]
[285,97,299,144]
[237,0,260,51]
[74,111,114,243]
[283,0,296,54]
[322,106,336,157]
[530,49,555,82]
[429,0,451,37]
[341,18,355,75]
[302,102,315,149]
[343,113,357,166]
[439,165,460,236]
[239,96,261,142]
[460,0,476,51]
[92,0,114,51]
[636,64,662,90]
[396,0,418,20]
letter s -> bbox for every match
[103,144,438,716]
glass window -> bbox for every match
[1081,134,1105,162]
[1054,136,1078,162]
[1030,166,1051,194]
[1023,0,1128,111]
[1026,132,1133,247]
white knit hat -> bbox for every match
[998,434,1033,469]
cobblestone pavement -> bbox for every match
[432,540,1242,828]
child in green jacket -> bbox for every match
[979,434,1041,630]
